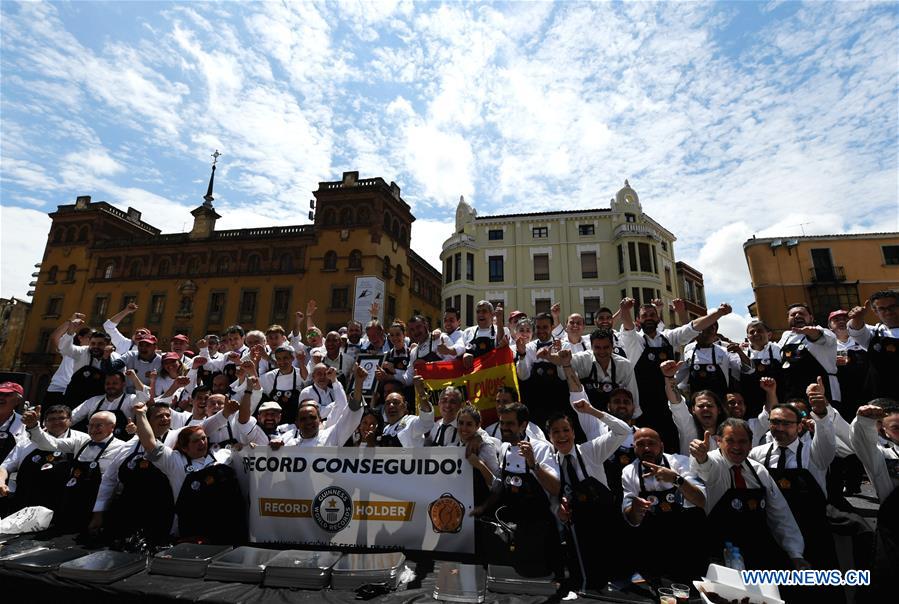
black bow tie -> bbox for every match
[536,341,553,349]
[88,441,105,447]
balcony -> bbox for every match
[614,222,660,241]
[809,266,846,283]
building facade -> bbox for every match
[17,170,442,399]
[744,233,899,332]
[441,181,686,327]
[0,297,31,372]
[675,261,708,321]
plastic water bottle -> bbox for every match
[730,546,746,571]
[723,541,734,567]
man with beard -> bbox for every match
[622,427,706,582]
[516,312,570,439]
[59,314,118,406]
[320,331,355,387]
[342,320,365,360]
[677,321,751,402]
[106,334,162,390]
[740,320,785,417]
[619,298,731,453]
[690,418,809,571]
[437,308,464,353]
[257,345,305,424]
[778,303,839,403]
[594,307,627,357]
[70,370,149,440]
[848,290,899,400]
[566,328,639,415]
[103,302,151,354]
[375,377,434,447]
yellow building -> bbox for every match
[17,170,442,399]
[441,181,691,326]
[744,233,899,332]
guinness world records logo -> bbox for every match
[312,486,353,532]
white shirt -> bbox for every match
[499,438,559,480]
[58,332,111,371]
[668,397,720,457]
[461,325,510,353]
[777,329,840,401]
[0,412,27,450]
[259,368,304,398]
[847,323,899,349]
[677,342,750,391]
[621,453,704,522]
[299,381,346,419]
[28,428,125,475]
[747,342,783,364]
[850,415,899,503]
[102,319,137,355]
[619,323,699,363]
[381,410,435,447]
[749,410,835,494]
[277,405,363,447]
[569,351,641,418]
[554,411,633,490]
[691,450,805,559]
[427,417,460,447]
[515,338,561,381]
[1,428,79,492]
[163,410,233,449]
[48,355,77,393]
[146,444,233,504]
[70,389,150,426]
[484,419,548,443]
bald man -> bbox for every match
[622,427,707,581]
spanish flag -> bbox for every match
[416,347,519,425]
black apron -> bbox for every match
[582,358,618,411]
[741,346,784,418]
[635,455,707,580]
[63,360,106,408]
[72,392,131,441]
[633,333,679,454]
[521,341,576,442]
[836,346,868,420]
[467,326,496,358]
[496,445,561,578]
[865,327,899,401]
[310,385,336,419]
[57,439,112,533]
[613,334,627,359]
[376,420,405,447]
[106,440,175,543]
[688,344,729,401]
[416,338,443,363]
[323,352,350,389]
[763,441,838,570]
[7,440,72,514]
[0,418,18,464]
[174,452,247,544]
[781,336,835,401]
[210,421,239,450]
[560,446,617,590]
[603,438,636,505]
[708,461,790,570]
[264,370,301,425]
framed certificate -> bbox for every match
[356,354,383,395]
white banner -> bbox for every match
[236,446,475,553]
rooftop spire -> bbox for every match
[203,150,221,207]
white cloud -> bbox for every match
[718,312,752,343]
[410,218,452,272]
[0,206,51,299]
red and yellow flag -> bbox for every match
[416,347,519,425]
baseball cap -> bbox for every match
[0,382,24,395]
[162,352,182,363]
[828,309,849,322]
[509,311,527,322]
[258,401,283,413]
[274,344,295,355]
[171,334,190,343]
[140,334,158,344]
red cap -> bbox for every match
[171,334,190,343]
[509,311,527,322]
[0,382,24,395]
[162,352,182,363]
[828,309,848,322]
[140,334,158,345]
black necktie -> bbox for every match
[777,446,788,471]
[565,454,581,487]
[436,424,448,446]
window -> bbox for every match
[412,277,421,294]
[466,295,474,326]
[466,253,474,281]
[884,245,899,265]
[445,256,453,284]
[330,287,349,310]
[661,241,668,252]
[809,284,859,325]
[684,279,696,302]
[535,298,551,315]
[78,226,89,242]
[628,242,638,271]
[128,260,142,278]
[46,266,58,282]
[103,262,115,279]
[187,257,200,274]
[216,256,230,273]
[617,245,624,274]
[489,256,504,282]
[45,297,63,317]
[272,288,291,322]
[632,287,641,306]
[532,226,548,238]
[119,295,137,325]
[158,259,170,276]
[387,295,397,322]
[395,264,404,285]
[638,243,653,272]
[453,295,461,314]
[621,289,627,304]
[348,249,362,270]
[488,229,503,240]
[695,285,705,307]
[149,294,166,323]
[665,267,672,291]
[651,245,658,273]
[445,298,452,311]
[239,290,258,322]
[324,208,337,226]
[625,213,636,223]
[453,253,461,281]
[584,297,601,326]
[357,207,370,224]
[208,291,226,324]
[339,207,352,226]
[578,224,595,236]
[323,251,337,271]
[38,329,53,354]
[382,256,391,278]
[247,254,261,273]
[91,295,109,323]
[643,288,655,305]
[52,229,63,244]
[580,252,597,279]
[533,254,550,281]
[65,265,77,282]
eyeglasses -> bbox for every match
[769,419,800,427]
[873,304,898,313]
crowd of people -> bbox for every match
[0,289,897,601]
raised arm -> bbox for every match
[691,303,732,332]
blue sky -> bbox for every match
[1,1,897,338]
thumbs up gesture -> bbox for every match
[690,430,712,464]
[806,376,828,416]
[22,405,41,429]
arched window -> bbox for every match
[158,259,170,276]
[383,213,391,229]
[348,249,362,270]
[395,264,404,285]
[128,260,142,278]
[323,209,337,226]
[339,207,353,226]
[47,266,58,282]
[103,262,115,279]
[78,226,89,242]
[392,219,400,238]
[52,229,63,244]
[278,254,293,272]
[382,256,391,278]
[323,251,337,270]
[65,226,77,243]
[65,265,77,282]
[216,256,230,273]
[357,207,370,224]
[399,226,407,245]
[247,254,261,273]
[186,257,200,274]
